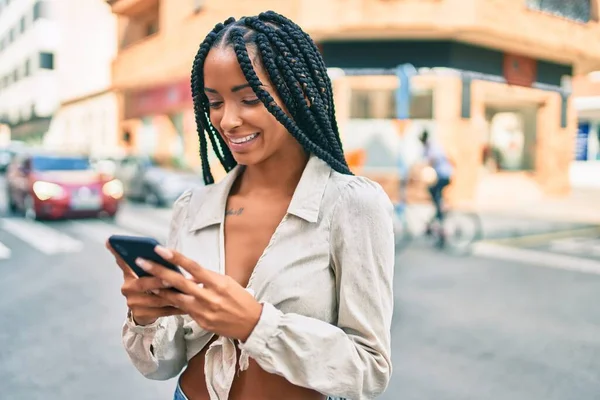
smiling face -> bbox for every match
[202,45,304,167]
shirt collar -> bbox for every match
[188,153,332,232]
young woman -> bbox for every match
[108,11,395,400]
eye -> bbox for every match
[208,101,223,109]
[242,98,261,106]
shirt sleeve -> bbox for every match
[121,189,192,380]
[239,178,395,399]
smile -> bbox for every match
[229,133,259,144]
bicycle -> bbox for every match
[392,172,483,255]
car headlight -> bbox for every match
[102,179,124,199]
[32,181,66,201]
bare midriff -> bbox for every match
[179,336,326,400]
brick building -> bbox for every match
[106,0,600,206]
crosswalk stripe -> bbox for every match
[65,220,143,245]
[1,219,83,255]
[115,211,169,244]
[0,240,11,259]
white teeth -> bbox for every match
[230,133,258,144]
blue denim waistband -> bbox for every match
[173,380,189,400]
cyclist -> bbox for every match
[419,129,454,235]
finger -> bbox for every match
[126,293,175,309]
[125,276,171,294]
[106,240,137,279]
[155,288,210,311]
[135,258,204,297]
[131,306,186,323]
[154,246,219,286]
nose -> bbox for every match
[219,103,242,132]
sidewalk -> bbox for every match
[404,189,600,241]
[469,188,600,240]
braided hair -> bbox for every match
[190,11,352,184]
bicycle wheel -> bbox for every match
[392,207,412,252]
[441,211,482,255]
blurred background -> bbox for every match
[0,0,599,399]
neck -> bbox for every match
[237,149,309,197]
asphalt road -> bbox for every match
[1,192,599,399]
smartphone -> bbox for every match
[108,234,183,279]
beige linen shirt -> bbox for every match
[122,154,395,400]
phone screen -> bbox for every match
[108,235,183,279]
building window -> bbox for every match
[19,16,26,33]
[12,69,18,83]
[24,59,30,77]
[39,52,54,69]
[120,0,160,48]
[574,121,600,161]
[349,88,433,119]
[192,0,205,13]
[145,19,159,36]
[33,1,51,21]
[483,106,538,172]
[527,0,591,23]
[8,27,15,43]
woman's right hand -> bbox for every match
[106,241,185,326]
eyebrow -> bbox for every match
[204,84,254,94]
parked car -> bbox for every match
[5,151,124,220]
[0,142,28,173]
[113,155,204,207]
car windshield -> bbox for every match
[32,156,91,171]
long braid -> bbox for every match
[229,28,350,174]
[258,11,341,139]
[191,19,236,183]
[191,11,351,184]
[240,18,344,161]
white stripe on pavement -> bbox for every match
[115,211,170,243]
[66,220,142,245]
[472,242,600,276]
[1,219,83,255]
[0,240,11,259]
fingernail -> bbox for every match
[162,280,172,288]
[135,258,151,271]
[151,289,160,295]
[155,246,173,259]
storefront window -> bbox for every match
[483,107,538,171]
[575,121,600,161]
[349,88,433,119]
[526,0,591,23]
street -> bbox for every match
[1,189,600,399]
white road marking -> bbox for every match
[66,219,141,245]
[0,240,11,259]
[115,210,169,243]
[1,219,83,255]
[473,242,600,276]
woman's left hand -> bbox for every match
[135,246,263,342]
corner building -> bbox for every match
[107,0,600,206]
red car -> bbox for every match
[6,152,124,220]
